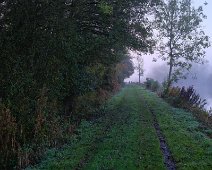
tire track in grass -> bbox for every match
[26,86,166,170]
[134,87,166,170]
[137,87,176,170]
[84,86,166,170]
[147,104,176,170]
[73,124,111,170]
[73,89,130,170]
[140,87,212,169]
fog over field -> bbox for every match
[125,0,212,109]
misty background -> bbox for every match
[125,0,212,109]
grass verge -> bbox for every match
[139,87,212,170]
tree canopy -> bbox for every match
[0,0,159,168]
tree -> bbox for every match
[154,0,210,91]
[135,54,144,84]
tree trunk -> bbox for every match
[138,65,141,84]
[164,10,174,95]
[167,58,173,88]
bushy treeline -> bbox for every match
[0,0,158,168]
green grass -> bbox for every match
[84,87,164,170]
[27,87,165,170]
[26,86,212,170]
[139,87,212,170]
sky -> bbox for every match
[125,0,212,109]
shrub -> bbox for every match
[74,89,110,120]
[165,86,207,109]
[144,78,162,93]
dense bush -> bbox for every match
[144,78,162,93]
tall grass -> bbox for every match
[165,86,212,130]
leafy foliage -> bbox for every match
[0,0,159,168]
[154,0,210,88]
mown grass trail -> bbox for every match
[27,86,212,170]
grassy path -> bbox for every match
[27,86,212,170]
